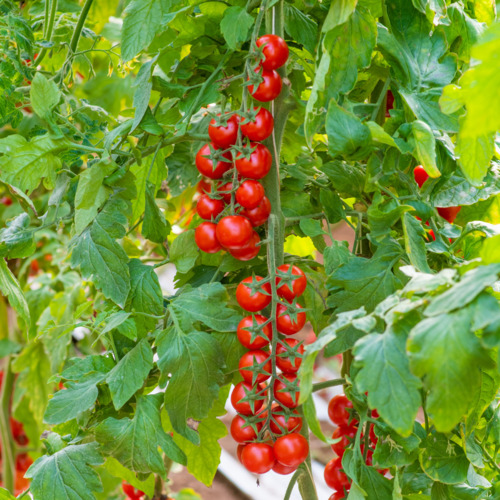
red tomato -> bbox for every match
[195,222,222,253]
[385,90,394,118]
[237,444,245,463]
[195,143,232,179]
[324,457,351,491]
[276,338,304,374]
[331,426,356,457]
[237,314,272,349]
[230,414,261,443]
[196,195,225,220]
[217,181,233,204]
[327,395,356,428]
[239,350,272,384]
[269,406,302,435]
[0,196,12,206]
[229,231,261,261]
[272,461,298,475]
[122,481,145,499]
[10,419,28,445]
[437,206,461,224]
[235,143,272,180]
[273,374,299,408]
[216,215,253,249]
[208,114,239,149]
[236,276,272,312]
[273,432,309,467]
[241,442,275,474]
[240,107,274,142]
[256,34,289,70]
[329,492,346,500]
[196,179,212,194]
[250,68,282,102]
[231,382,264,415]
[236,180,265,209]
[29,259,40,275]
[369,423,378,445]
[15,453,33,473]
[276,264,307,301]
[276,303,306,335]
[413,165,429,188]
[240,196,271,227]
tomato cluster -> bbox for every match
[194,35,288,260]
[122,481,144,499]
[230,265,310,475]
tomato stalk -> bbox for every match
[0,357,16,493]
[35,0,59,65]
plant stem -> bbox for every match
[69,0,94,55]
[35,0,59,65]
[312,378,345,392]
[0,358,16,493]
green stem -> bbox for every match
[312,378,345,392]
[69,0,94,55]
[35,0,59,65]
[0,358,16,493]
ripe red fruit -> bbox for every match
[208,114,239,149]
[15,453,33,473]
[230,414,261,443]
[276,303,306,335]
[240,196,271,227]
[276,264,307,301]
[273,374,299,408]
[195,222,222,253]
[276,338,304,374]
[217,181,233,204]
[324,457,351,491]
[274,433,309,467]
[237,315,272,349]
[328,395,356,428]
[240,107,274,142]
[231,382,264,415]
[256,34,289,70]
[331,425,356,457]
[122,481,145,499]
[385,90,394,118]
[272,461,298,475]
[329,493,346,500]
[196,195,225,220]
[237,444,245,463]
[236,180,265,209]
[235,143,272,180]
[437,206,461,224]
[413,165,429,188]
[236,276,272,312]
[195,143,232,179]
[11,418,28,445]
[239,350,272,384]
[0,196,12,206]
[270,406,302,435]
[241,442,275,474]
[229,231,261,261]
[216,215,253,249]
[250,68,282,102]
[196,178,212,194]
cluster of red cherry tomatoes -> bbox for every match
[194,34,288,260]
[324,394,384,499]
[230,265,310,475]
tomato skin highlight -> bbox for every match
[250,68,282,102]
[216,215,253,249]
[328,395,356,428]
[230,414,261,443]
[273,374,300,408]
[240,196,271,227]
[239,350,272,384]
[256,34,289,70]
[235,143,272,180]
[324,457,351,491]
[195,143,232,179]
[241,442,276,474]
[196,195,225,220]
[240,107,274,141]
[195,222,222,253]
[236,180,265,209]
[276,338,304,374]
[276,264,307,301]
[236,276,272,312]
[276,303,306,335]
[237,314,272,349]
[269,406,302,435]
[231,382,264,415]
[273,432,309,467]
[208,114,239,149]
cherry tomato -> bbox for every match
[239,350,272,384]
[231,382,264,415]
[256,34,289,70]
[250,68,282,102]
[237,314,272,349]
[331,425,356,457]
[241,442,275,474]
[270,406,302,435]
[236,276,272,312]
[195,143,232,179]
[196,195,225,220]
[122,481,145,499]
[208,114,239,149]
[217,181,233,204]
[230,414,261,443]
[437,206,461,223]
[369,424,378,445]
[235,143,272,180]
[10,419,28,445]
[324,457,351,491]
[276,338,304,374]
[237,444,245,463]
[328,395,356,428]
[229,231,261,261]
[0,196,12,206]
[29,259,40,275]
[196,178,212,194]
[240,196,271,227]
[236,180,265,209]
[273,432,309,467]
[276,264,307,301]
[329,492,346,500]
[195,222,222,253]
[276,303,306,335]
[413,165,429,188]
[240,107,274,142]
[273,374,299,408]
[272,461,298,475]
[15,453,33,473]
[216,215,253,249]
[385,90,394,118]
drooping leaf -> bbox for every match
[220,6,253,50]
[142,181,170,243]
[0,258,30,325]
[284,4,318,54]
[402,213,431,273]
[30,73,61,120]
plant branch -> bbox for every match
[312,378,345,392]
[35,0,59,65]
[0,357,16,493]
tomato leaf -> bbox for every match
[170,230,199,275]
[220,6,253,50]
[402,213,431,273]
[29,73,61,121]
[142,181,170,243]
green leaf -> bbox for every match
[408,121,440,178]
[455,132,495,187]
[321,190,345,224]
[0,339,21,357]
[408,309,491,432]
[220,6,253,50]
[96,394,186,474]
[142,181,170,243]
[170,230,199,274]
[103,458,155,498]
[26,442,104,500]
[303,394,332,444]
[0,212,35,259]
[322,162,366,198]
[373,423,424,468]
[299,218,324,238]
[30,73,61,120]
[131,56,157,133]
[322,0,357,31]
[402,213,431,273]
[106,339,154,410]
[0,488,16,499]
[354,328,422,436]
[0,258,30,324]
[284,4,318,54]
[70,199,130,307]
[368,194,412,241]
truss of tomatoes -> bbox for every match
[194,34,288,261]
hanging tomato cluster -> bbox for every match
[230,265,310,475]
[194,35,288,261]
